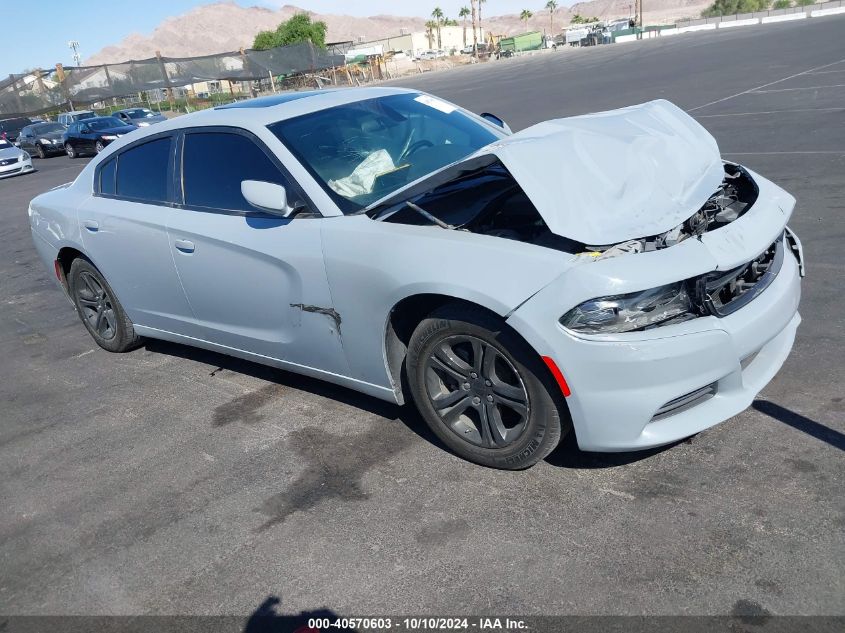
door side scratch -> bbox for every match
[290,303,342,334]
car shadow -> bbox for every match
[142,338,448,449]
[544,430,681,469]
[142,339,683,469]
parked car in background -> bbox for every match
[28,89,803,469]
[0,138,33,178]
[57,110,95,128]
[62,116,137,157]
[17,122,66,158]
[419,50,447,60]
[112,107,167,127]
[0,117,35,144]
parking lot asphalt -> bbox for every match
[1,16,843,618]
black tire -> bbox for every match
[68,258,141,353]
[407,304,566,469]
[65,143,76,159]
[36,144,47,159]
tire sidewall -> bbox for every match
[65,143,75,158]
[68,258,137,353]
[36,144,46,159]
[407,308,564,469]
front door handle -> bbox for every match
[174,239,195,254]
[83,220,99,232]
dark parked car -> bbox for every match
[62,116,137,157]
[112,107,167,127]
[0,117,35,144]
[17,122,66,158]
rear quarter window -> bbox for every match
[114,137,172,203]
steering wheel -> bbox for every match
[403,139,434,158]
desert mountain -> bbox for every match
[85,1,709,65]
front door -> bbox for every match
[165,128,348,376]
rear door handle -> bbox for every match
[174,239,195,254]
[83,220,99,232]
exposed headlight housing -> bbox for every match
[560,282,695,334]
[39,138,53,144]
[100,135,117,140]
[18,152,29,162]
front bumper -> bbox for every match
[0,157,33,178]
[508,221,803,452]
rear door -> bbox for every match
[78,133,193,332]
[165,126,348,375]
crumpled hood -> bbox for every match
[477,99,724,245]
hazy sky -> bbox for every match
[4,1,570,77]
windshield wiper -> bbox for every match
[404,201,463,230]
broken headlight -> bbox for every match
[560,282,695,334]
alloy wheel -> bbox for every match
[75,271,117,341]
[65,143,75,158]
[36,144,46,159]
[424,334,530,448]
[95,141,104,153]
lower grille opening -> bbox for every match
[651,383,718,422]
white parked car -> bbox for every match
[0,139,33,179]
[28,89,803,469]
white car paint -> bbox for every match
[27,88,803,454]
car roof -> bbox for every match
[101,87,420,144]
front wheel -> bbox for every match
[36,144,47,159]
[407,304,566,469]
[65,143,76,158]
[95,140,105,153]
[68,258,142,353]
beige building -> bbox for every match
[356,25,486,57]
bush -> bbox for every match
[702,0,769,16]
[252,13,327,51]
[772,0,791,7]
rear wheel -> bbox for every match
[65,143,76,159]
[407,304,566,469]
[68,258,141,353]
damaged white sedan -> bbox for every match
[29,88,803,469]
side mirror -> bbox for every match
[241,180,294,216]
[480,112,512,134]
[81,125,91,133]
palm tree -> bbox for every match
[459,6,470,46]
[520,9,533,28]
[425,20,437,49]
[546,0,557,34]
[471,0,478,56]
[431,7,444,49]
[478,0,487,43]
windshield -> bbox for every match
[124,108,155,118]
[34,123,64,135]
[268,93,500,212]
[75,112,95,121]
[87,117,123,131]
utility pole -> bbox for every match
[67,40,81,66]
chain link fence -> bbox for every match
[0,41,349,118]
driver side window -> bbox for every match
[181,131,292,213]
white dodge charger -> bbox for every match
[28,88,803,469]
